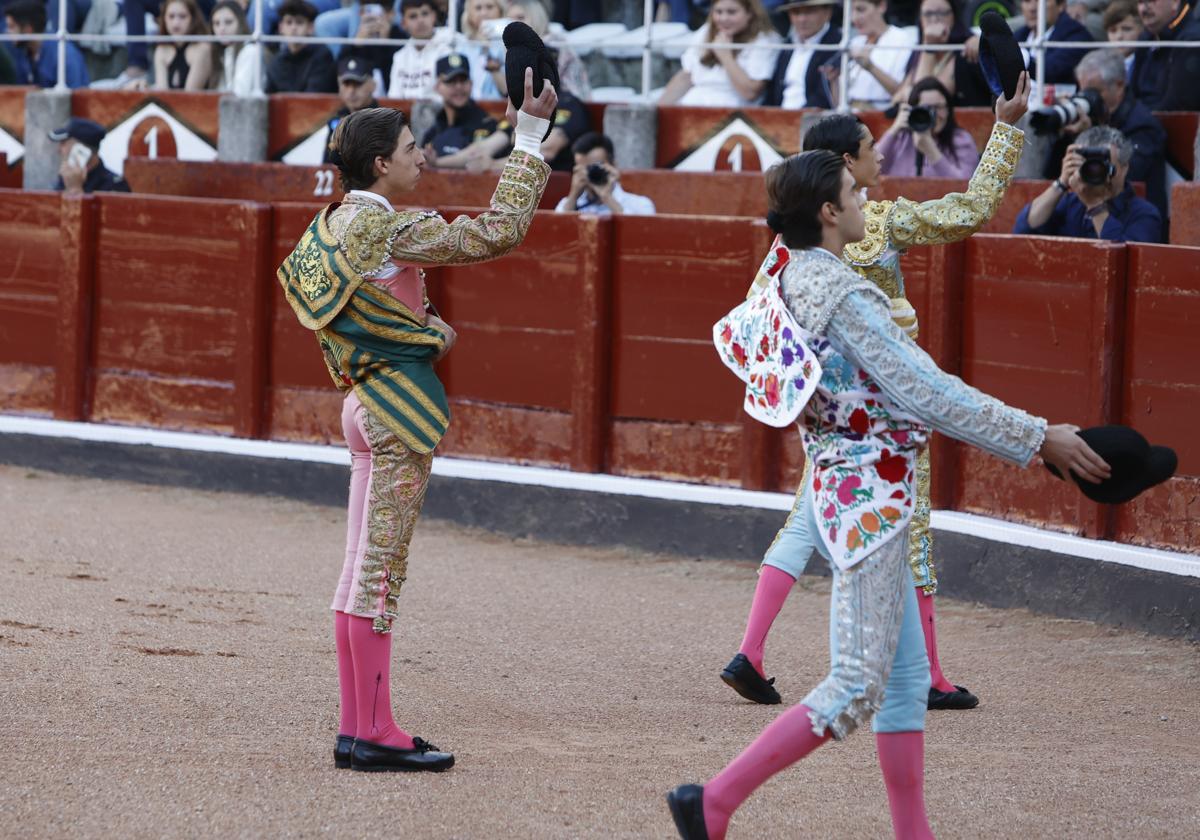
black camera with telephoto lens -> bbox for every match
[1029,88,1107,136]
[1077,146,1115,187]
[586,163,609,187]
[884,103,934,133]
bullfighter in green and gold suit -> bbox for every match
[278,88,556,773]
[721,94,1029,714]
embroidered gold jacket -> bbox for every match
[279,149,550,453]
[750,121,1024,340]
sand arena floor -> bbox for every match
[0,465,1197,839]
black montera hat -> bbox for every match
[1044,425,1177,504]
[503,21,558,141]
[978,11,1027,99]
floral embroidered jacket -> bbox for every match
[779,248,1046,570]
[278,150,550,453]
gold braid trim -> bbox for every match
[342,150,550,272]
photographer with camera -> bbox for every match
[555,133,656,217]
[1014,126,1162,243]
[877,78,980,178]
[1034,49,1167,220]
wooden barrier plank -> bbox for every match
[55,195,98,421]
[1157,111,1198,178]
[607,213,754,485]
[956,234,1126,538]
[0,190,62,415]
[569,215,613,473]
[90,193,264,433]
[619,169,767,218]
[436,212,580,413]
[1169,182,1200,247]
[1114,243,1200,553]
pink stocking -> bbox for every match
[335,611,356,737]
[876,731,934,839]
[348,615,415,750]
[703,704,831,840]
[737,566,796,677]
[917,591,956,693]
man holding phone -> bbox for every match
[555,132,656,216]
[49,119,130,196]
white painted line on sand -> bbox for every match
[2,415,1196,577]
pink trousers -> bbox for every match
[331,391,434,633]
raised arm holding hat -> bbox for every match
[278,70,557,774]
[724,73,1034,716]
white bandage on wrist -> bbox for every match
[512,111,551,160]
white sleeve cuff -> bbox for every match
[512,112,551,160]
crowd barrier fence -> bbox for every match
[0,187,1196,553]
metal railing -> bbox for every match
[0,0,1197,107]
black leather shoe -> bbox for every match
[350,737,455,772]
[334,734,354,769]
[720,653,781,705]
[928,684,979,710]
[667,784,710,840]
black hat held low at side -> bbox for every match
[1044,425,1177,504]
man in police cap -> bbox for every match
[322,56,381,165]
[420,52,511,170]
[49,118,130,196]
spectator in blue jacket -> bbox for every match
[1014,0,1093,84]
[1015,126,1162,244]
[1131,0,1200,111]
[2,0,90,88]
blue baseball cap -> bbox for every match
[48,117,106,149]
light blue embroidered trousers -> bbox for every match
[761,482,930,737]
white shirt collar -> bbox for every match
[348,189,392,210]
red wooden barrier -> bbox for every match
[4,184,1200,554]
[1169,182,1200,247]
[266,201,345,445]
[607,214,765,487]
[0,152,20,189]
[1157,112,1198,178]
[0,191,62,416]
[124,157,572,211]
[956,234,1127,538]
[619,169,767,217]
[1115,244,1200,549]
[88,192,271,436]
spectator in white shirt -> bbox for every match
[210,0,265,96]
[660,0,780,107]
[556,133,657,216]
[388,0,455,99]
[763,0,843,109]
[830,0,916,109]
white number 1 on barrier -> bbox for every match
[313,169,335,197]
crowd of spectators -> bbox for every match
[3,0,1196,236]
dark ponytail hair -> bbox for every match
[329,107,408,192]
[765,150,846,249]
